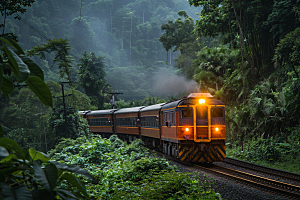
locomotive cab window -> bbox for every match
[181,107,192,118]
[196,106,208,119]
[211,107,223,118]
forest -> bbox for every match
[0,0,300,199]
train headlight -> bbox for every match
[199,99,205,104]
[185,128,189,132]
[215,127,219,131]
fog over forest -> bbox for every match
[3,0,201,100]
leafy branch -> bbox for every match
[27,38,74,82]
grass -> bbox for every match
[226,146,300,174]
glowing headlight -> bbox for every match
[199,99,205,104]
[185,128,189,132]
[215,127,219,131]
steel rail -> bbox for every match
[153,150,300,198]
[193,164,300,199]
[224,157,300,182]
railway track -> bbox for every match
[154,151,300,199]
[194,159,300,199]
[224,157,300,183]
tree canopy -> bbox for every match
[78,51,107,109]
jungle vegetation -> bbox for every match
[183,0,300,171]
[0,0,300,198]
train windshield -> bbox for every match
[196,106,208,119]
[211,107,223,117]
[211,107,225,125]
[179,107,193,126]
[196,106,208,125]
[181,107,193,118]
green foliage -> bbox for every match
[193,46,240,95]
[0,138,93,200]
[0,0,34,17]
[0,0,35,39]
[50,135,222,199]
[159,10,202,71]
[3,0,203,101]
[159,11,196,53]
[110,172,221,200]
[227,130,300,174]
[185,8,300,148]
[48,81,97,111]
[47,109,90,151]
[0,37,95,200]
[0,37,52,107]
[188,0,300,90]
[78,51,107,109]
[274,27,300,78]
[0,37,53,142]
[27,38,74,81]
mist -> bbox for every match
[152,70,200,97]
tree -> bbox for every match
[27,38,74,81]
[70,17,97,53]
[47,108,89,150]
[159,11,202,74]
[0,37,93,200]
[2,87,51,151]
[274,27,300,79]
[188,0,300,85]
[0,0,35,38]
[0,37,52,109]
[0,36,52,143]
[78,52,107,109]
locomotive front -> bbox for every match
[161,93,226,163]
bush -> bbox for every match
[227,133,300,163]
[50,135,222,199]
[0,138,93,200]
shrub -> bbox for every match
[50,135,222,199]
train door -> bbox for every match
[195,105,209,140]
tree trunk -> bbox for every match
[143,10,145,24]
[232,0,246,99]
[110,10,112,32]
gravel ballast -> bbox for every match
[155,153,290,200]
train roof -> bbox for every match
[114,106,145,114]
[162,96,225,110]
[86,109,117,116]
[187,93,213,98]
[205,99,225,105]
[161,100,181,110]
[78,111,90,115]
[140,103,165,112]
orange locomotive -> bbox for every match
[81,93,226,163]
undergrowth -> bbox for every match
[50,135,222,199]
[226,130,300,174]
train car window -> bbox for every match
[181,107,192,118]
[141,116,159,128]
[211,107,223,118]
[89,118,112,126]
[196,106,207,119]
[116,117,138,127]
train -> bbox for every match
[80,93,226,163]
